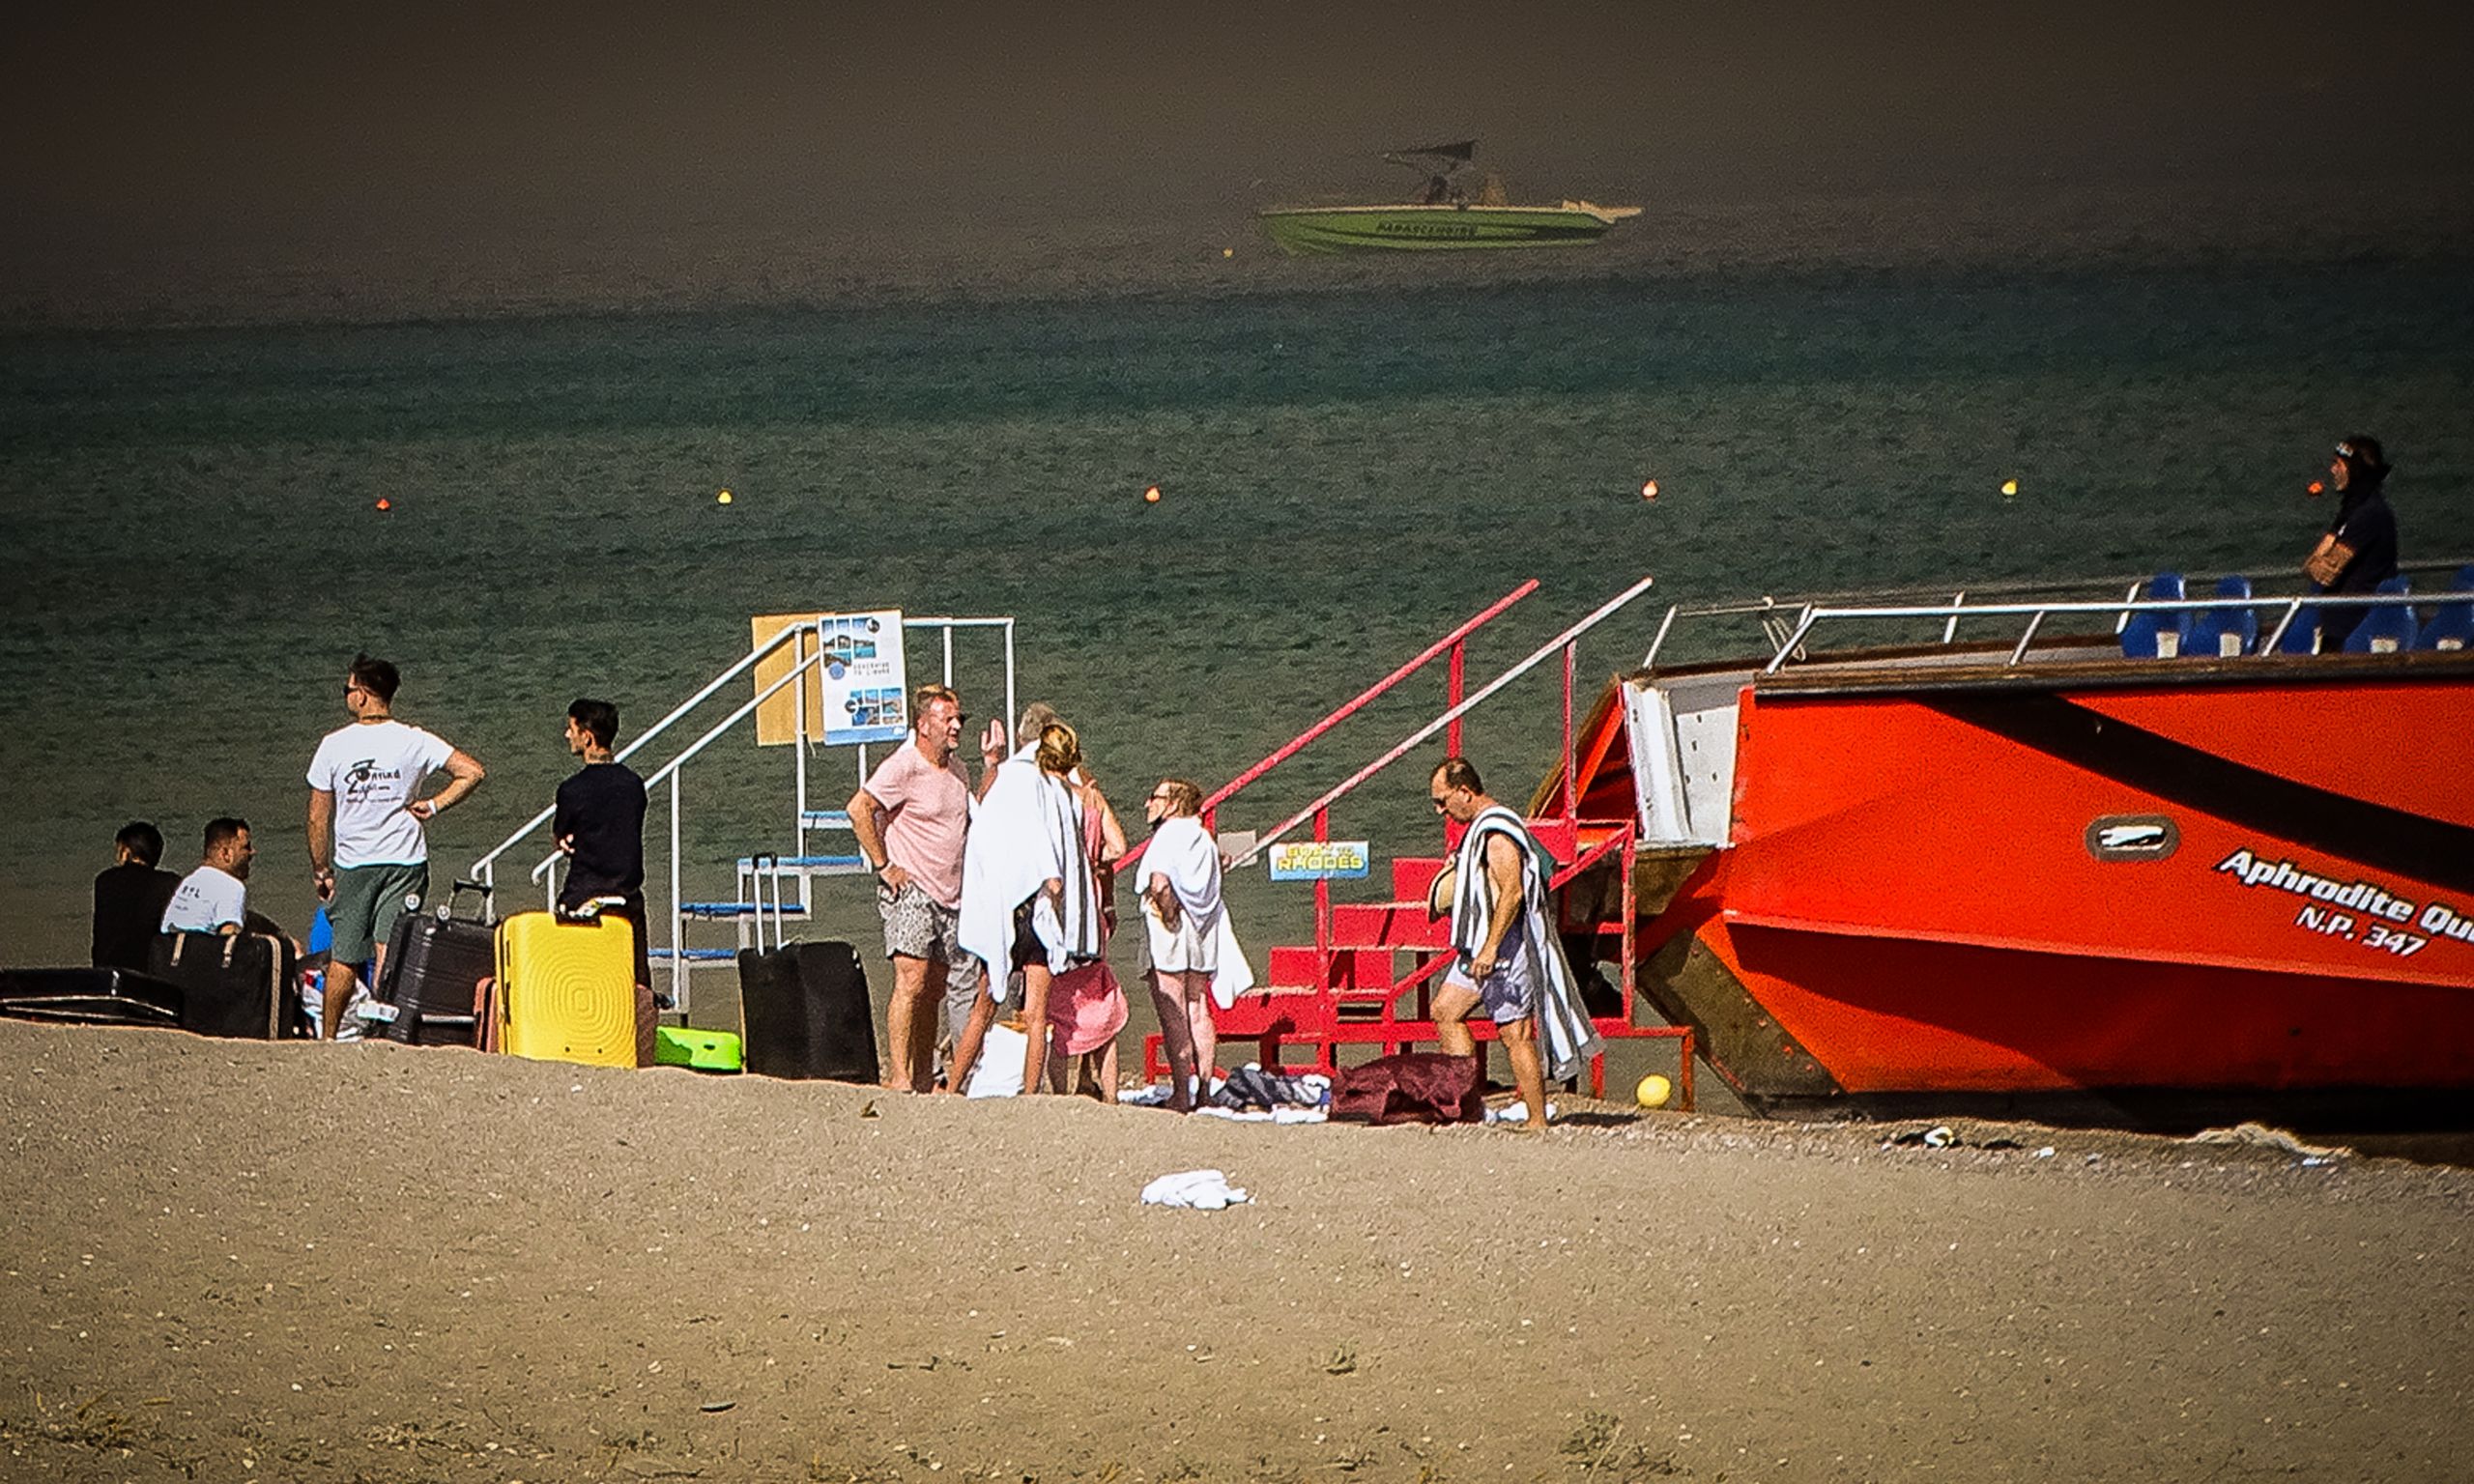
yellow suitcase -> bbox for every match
[494,911,637,1068]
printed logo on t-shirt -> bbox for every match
[341,757,406,804]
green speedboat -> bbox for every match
[1258,141,1641,255]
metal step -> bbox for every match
[1328,900,1452,951]
[678,901,812,920]
[736,853,869,875]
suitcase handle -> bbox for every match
[749,853,780,953]
[441,878,495,924]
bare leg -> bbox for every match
[882,954,938,1092]
[1185,981,1219,1094]
[1431,983,1481,1058]
[945,986,998,1095]
[323,961,358,1040]
[1500,1015,1547,1131]
[1018,963,1054,1094]
[1094,1041,1119,1105]
[1150,971,1198,1112]
[910,958,947,1090]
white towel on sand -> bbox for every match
[1140,1169,1251,1210]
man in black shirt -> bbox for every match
[93,820,181,970]
[2304,435,2402,650]
[555,699,651,1006]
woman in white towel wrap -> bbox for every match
[956,721,1106,1094]
[1141,778,1253,1113]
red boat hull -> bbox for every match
[1614,657,2474,1127]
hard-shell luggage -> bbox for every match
[147,930,307,1040]
[0,967,185,1028]
[736,939,877,1082]
[653,1024,744,1072]
[370,881,495,1046]
[495,910,637,1068]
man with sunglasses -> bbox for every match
[1426,756,1600,1130]
[306,654,486,1040]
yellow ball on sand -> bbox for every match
[717,490,733,504]
[1635,1072,1673,1109]
[1999,479,2018,498]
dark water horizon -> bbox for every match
[3,210,2470,985]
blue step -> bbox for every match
[735,854,867,872]
[649,947,740,963]
[679,901,812,919]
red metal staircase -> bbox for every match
[1136,575,1695,1105]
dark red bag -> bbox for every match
[1330,1052,1484,1126]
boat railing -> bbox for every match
[1631,560,2473,675]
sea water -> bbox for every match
[3,250,2470,975]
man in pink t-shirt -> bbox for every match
[849,683,1008,1092]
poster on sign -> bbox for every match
[816,610,908,745]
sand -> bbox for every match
[4,1018,2471,1483]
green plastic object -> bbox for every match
[654,1024,743,1072]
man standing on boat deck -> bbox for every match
[1427,756,1601,1130]
[848,683,1008,1092]
[2303,435,2401,650]
[306,655,486,1040]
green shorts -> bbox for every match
[330,860,432,964]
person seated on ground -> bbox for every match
[2304,435,2401,650]
[160,817,257,936]
[94,820,182,970]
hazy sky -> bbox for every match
[5,2,2470,294]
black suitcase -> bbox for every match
[736,940,877,1082]
[371,880,495,1046]
[148,931,307,1040]
[0,967,185,1028]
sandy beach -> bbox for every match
[4,1018,2471,1483]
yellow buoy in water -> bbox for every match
[1999,479,2019,498]
[1635,1073,1673,1109]
[717,489,734,505]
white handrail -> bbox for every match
[472,616,815,887]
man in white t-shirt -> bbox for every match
[160,817,257,935]
[306,653,486,1040]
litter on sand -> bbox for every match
[1140,1169,1251,1210]
[2187,1122,2349,1162]
[1482,1101,1560,1125]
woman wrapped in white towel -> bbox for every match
[1140,777,1254,1113]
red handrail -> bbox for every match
[1118,580,1539,869]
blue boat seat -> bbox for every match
[2342,576,2417,654]
[2120,572,2192,658]
[2272,603,2321,654]
[2186,574,2258,657]
[2414,564,2474,652]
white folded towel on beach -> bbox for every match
[1140,1168,1251,1210]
